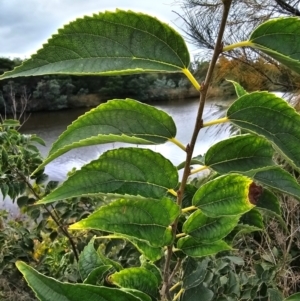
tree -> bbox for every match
[175,0,300,90]
[1,3,300,301]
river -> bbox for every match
[1,98,233,216]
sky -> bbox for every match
[0,0,191,59]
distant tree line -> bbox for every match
[0,57,197,113]
[1,53,299,113]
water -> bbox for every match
[1,98,232,216]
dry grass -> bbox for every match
[234,195,300,298]
[0,276,37,301]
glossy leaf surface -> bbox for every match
[182,257,209,290]
[240,208,264,229]
[83,266,111,285]
[192,174,254,217]
[256,189,281,216]
[228,80,248,97]
[227,92,300,170]
[16,261,142,301]
[126,237,163,261]
[249,166,300,201]
[181,283,214,301]
[177,237,232,257]
[78,238,107,281]
[109,267,158,298]
[120,289,151,301]
[106,234,163,261]
[70,197,180,247]
[250,17,300,74]
[37,148,178,204]
[35,99,176,172]
[0,10,189,79]
[183,210,240,242]
[205,134,274,174]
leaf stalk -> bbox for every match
[223,40,253,52]
[182,68,201,91]
[190,165,209,175]
[202,117,229,127]
[169,137,186,151]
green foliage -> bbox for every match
[0,10,189,79]
[0,120,45,200]
[249,17,300,74]
[70,197,180,248]
[1,6,300,301]
[34,99,177,172]
[227,91,300,169]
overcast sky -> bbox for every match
[0,0,191,59]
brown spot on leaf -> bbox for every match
[248,182,263,205]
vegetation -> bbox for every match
[177,0,300,92]
[1,2,300,301]
[0,58,196,112]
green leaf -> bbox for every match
[205,134,274,174]
[177,237,232,257]
[227,80,248,97]
[1,119,20,127]
[192,174,254,217]
[96,249,123,272]
[70,197,180,247]
[83,266,112,285]
[182,184,198,209]
[141,262,162,284]
[225,256,245,266]
[120,289,152,301]
[183,210,240,242]
[78,237,109,281]
[249,17,300,74]
[0,183,9,199]
[256,189,287,231]
[102,234,163,262]
[109,267,158,298]
[37,148,178,204]
[126,237,163,262]
[256,189,280,215]
[17,196,29,208]
[34,99,176,173]
[181,283,214,301]
[249,166,300,201]
[0,10,189,80]
[29,135,46,146]
[16,261,142,301]
[268,288,284,301]
[229,224,262,242]
[240,208,264,229]
[182,257,209,289]
[227,92,300,170]
[284,293,300,301]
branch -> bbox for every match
[161,1,233,299]
[274,0,300,16]
[16,170,79,262]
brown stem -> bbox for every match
[160,246,173,300]
[16,170,79,262]
[168,258,183,284]
[161,1,233,300]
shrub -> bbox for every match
[1,3,300,301]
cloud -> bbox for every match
[0,0,183,58]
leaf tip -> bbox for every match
[248,182,263,205]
